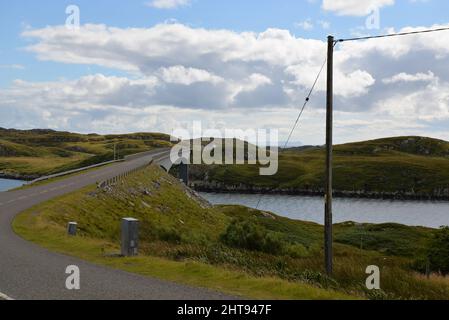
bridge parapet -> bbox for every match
[98,160,154,189]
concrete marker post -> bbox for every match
[121,218,139,257]
[67,222,77,236]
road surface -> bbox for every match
[0,149,234,300]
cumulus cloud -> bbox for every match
[295,19,314,31]
[158,66,223,85]
[376,81,449,121]
[22,24,325,72]
[146,0,191,9]
[1,22,448,144]
[318,20,331,30]
[286,65,375,98]
[322,0,395,16]
[20,23,376,102]
[382,71,436,84]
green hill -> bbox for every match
[14,164,449,299]
[0,128,173,179]
[190,136,449,199]
[3,130,449,198]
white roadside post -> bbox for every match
[121,218,139,257]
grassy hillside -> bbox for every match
[14,164,449,299]
[0,128,172,179]
[190,136,449,199]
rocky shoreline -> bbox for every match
[0,172,37,181]
[2,172,449,201]
[190,181,449,202]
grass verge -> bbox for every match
[11,164,449,300]
[13,209,355,300]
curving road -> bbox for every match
[0,149,234,300]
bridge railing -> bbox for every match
[97,160,154,189]
[27,159,124,185]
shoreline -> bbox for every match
[0,173,35,182]
[3,172,449,202]
[192,183,449,202]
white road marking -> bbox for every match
[0,291,14,300]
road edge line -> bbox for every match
[0,291,15,300]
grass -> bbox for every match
[13,190,354,300]
[334,222,432,257]
[13,214,355,300]
[0,128,173,179]
[190,136,449,197]
[12,164,449,300]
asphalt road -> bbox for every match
[0,149,234,300]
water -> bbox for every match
[0,178,25,192]
[200,193,449,229]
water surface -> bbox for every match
[0,178,25,192]
[200,192,449,229]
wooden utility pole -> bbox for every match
[325,35,334,276]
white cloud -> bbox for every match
[322,0,395,16]
[158,66,223,85]
[230,73,273,101]
[318,20,331,30]
[2,22,448,144]
[21,24,325,72]
[295,19,314,31]
[377,82,449,121]
[286,65,375,98]
[382,71,436,84]
[21,23,374,101]
[146,0,191,9]
[295,19,330,31]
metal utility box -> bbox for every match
[121,218,139,257]
[67,222,77,236]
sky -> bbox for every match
[1,0,449,145]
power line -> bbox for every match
[282,27,449,149]
[256,54,328,210]
[283,55,328,149]
[282,27,449,151]
[337,26,449,43]
[255,195,262,210]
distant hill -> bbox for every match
[335,136,449,157]
[0,128,173,179]
[190,136,449,200]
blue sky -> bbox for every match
[1,0,448,86]
[1,0,449,144]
